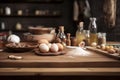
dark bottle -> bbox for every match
[57,26,66,43]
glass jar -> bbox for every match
[97,32,106,45]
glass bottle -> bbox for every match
[84,30,90,46]
[89,17,97,45]
[66,33,71,46]
[76,22,85,45]
[57,26,66,43]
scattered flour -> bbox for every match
[66,46,90,56]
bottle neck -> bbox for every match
[78,26,83,32]
[89,18,97,33]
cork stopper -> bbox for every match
[67,33,71,39]
[79,22,84,28]
[59,26,64,32]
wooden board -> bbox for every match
[87,46,120,60]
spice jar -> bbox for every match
[97,32,106,45]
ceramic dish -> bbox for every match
[34,48,65,56]
[5,42,38,52]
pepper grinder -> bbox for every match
[66,33,71,46]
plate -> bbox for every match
[5,42,38,52]
[34,48,65,56]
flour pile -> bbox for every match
[66,47,90,56]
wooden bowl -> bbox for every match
[28,26,55,34]
[24,33,56,42]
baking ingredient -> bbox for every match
[39,43,49,53]
[47,43,52,48]
[107,48,116,54]
[7,34,20,43]
[50,43,59,52]
[56,43,64,51]
[38,39,49,44]
[76,22,85,45]
[78,41,85,48]
[66,47,90,56]
[89,17,97,44]
[91,42,97,47]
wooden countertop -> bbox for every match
[0,43,120,76]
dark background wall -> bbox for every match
[0,0,120,41]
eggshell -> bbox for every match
[56,43,64,51]
[39,43,49,53]
[50,43,59,52]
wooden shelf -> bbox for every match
[0,0,64,3]
[0,29,28,33]
[0,15,61,18]
[0,14,62,18]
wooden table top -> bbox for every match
[0,42,120,76]
[0,49,120,68]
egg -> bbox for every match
[39,43,49,53]
[50,43,59,52]
[107,48,116,54]
[38,39,49,44]
[47,43,52,48]
[56,43,64,51]
[91,42,97,47]
[78,41,85,48]
[7,34,20,43]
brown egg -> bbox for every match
[107,48,116,54]
[39,43,49,53]
[114,48,119,53]
[101,46,106,50]
[91,42,97,47]
[109,46,114,49]
[105,46,110,51]
[50,43,59,52]
[56,43,64,51]
[38,39,49,44]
